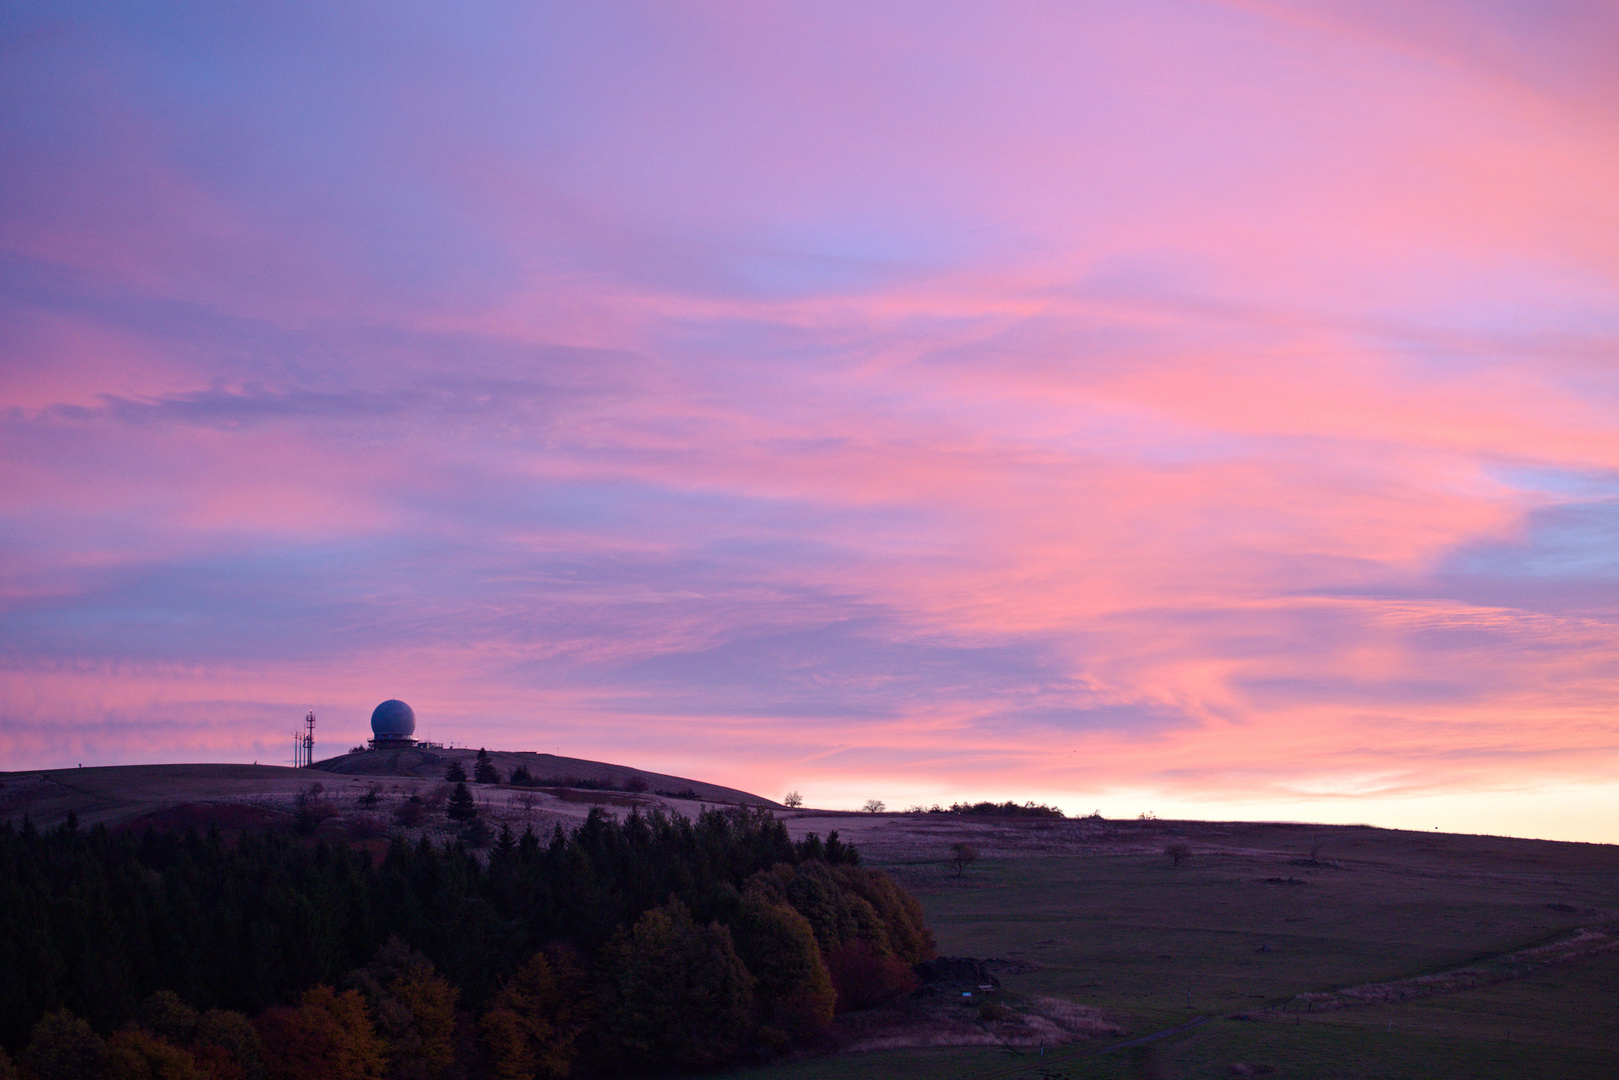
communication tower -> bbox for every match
[294,710,316,768]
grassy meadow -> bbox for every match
[717,820,1619,1080]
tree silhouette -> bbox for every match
[950,842,978,877]
[443,761,467,783]
[446,783,478,822]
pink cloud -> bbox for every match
[2,2,1617,839]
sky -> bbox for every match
[3,1,1618,842]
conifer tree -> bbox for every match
[473,749,500,785]
[446,782,478,822]
[443,760,467,783]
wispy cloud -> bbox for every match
[2,1,1616,838]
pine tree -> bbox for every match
[443,761,467,784]
[446,783,478,823]
[473,749,500,785]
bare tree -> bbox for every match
[783,791,803,808]
[950,842,978,877]
[1163,841,1192,867]
[862,799,886,814]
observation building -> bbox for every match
[369,699,417,750]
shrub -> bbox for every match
[1164,842,1192,867]
[394,797,425,827]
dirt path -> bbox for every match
[1237,924,1619,1019]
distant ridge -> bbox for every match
[313,747,776,806]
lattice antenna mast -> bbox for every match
[299,710,316,768]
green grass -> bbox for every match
[705,830,1619,1079]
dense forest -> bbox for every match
[0,806,933,1078]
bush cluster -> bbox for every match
[505,769,654,796]
[0,806,931,1076]
[926,800,1065,818]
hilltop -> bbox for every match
[0,750,772,837]
[312,745,771,804]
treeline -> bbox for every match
[925,801,1065,819]
[452,751,679,799]
[0,807,932,1077]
